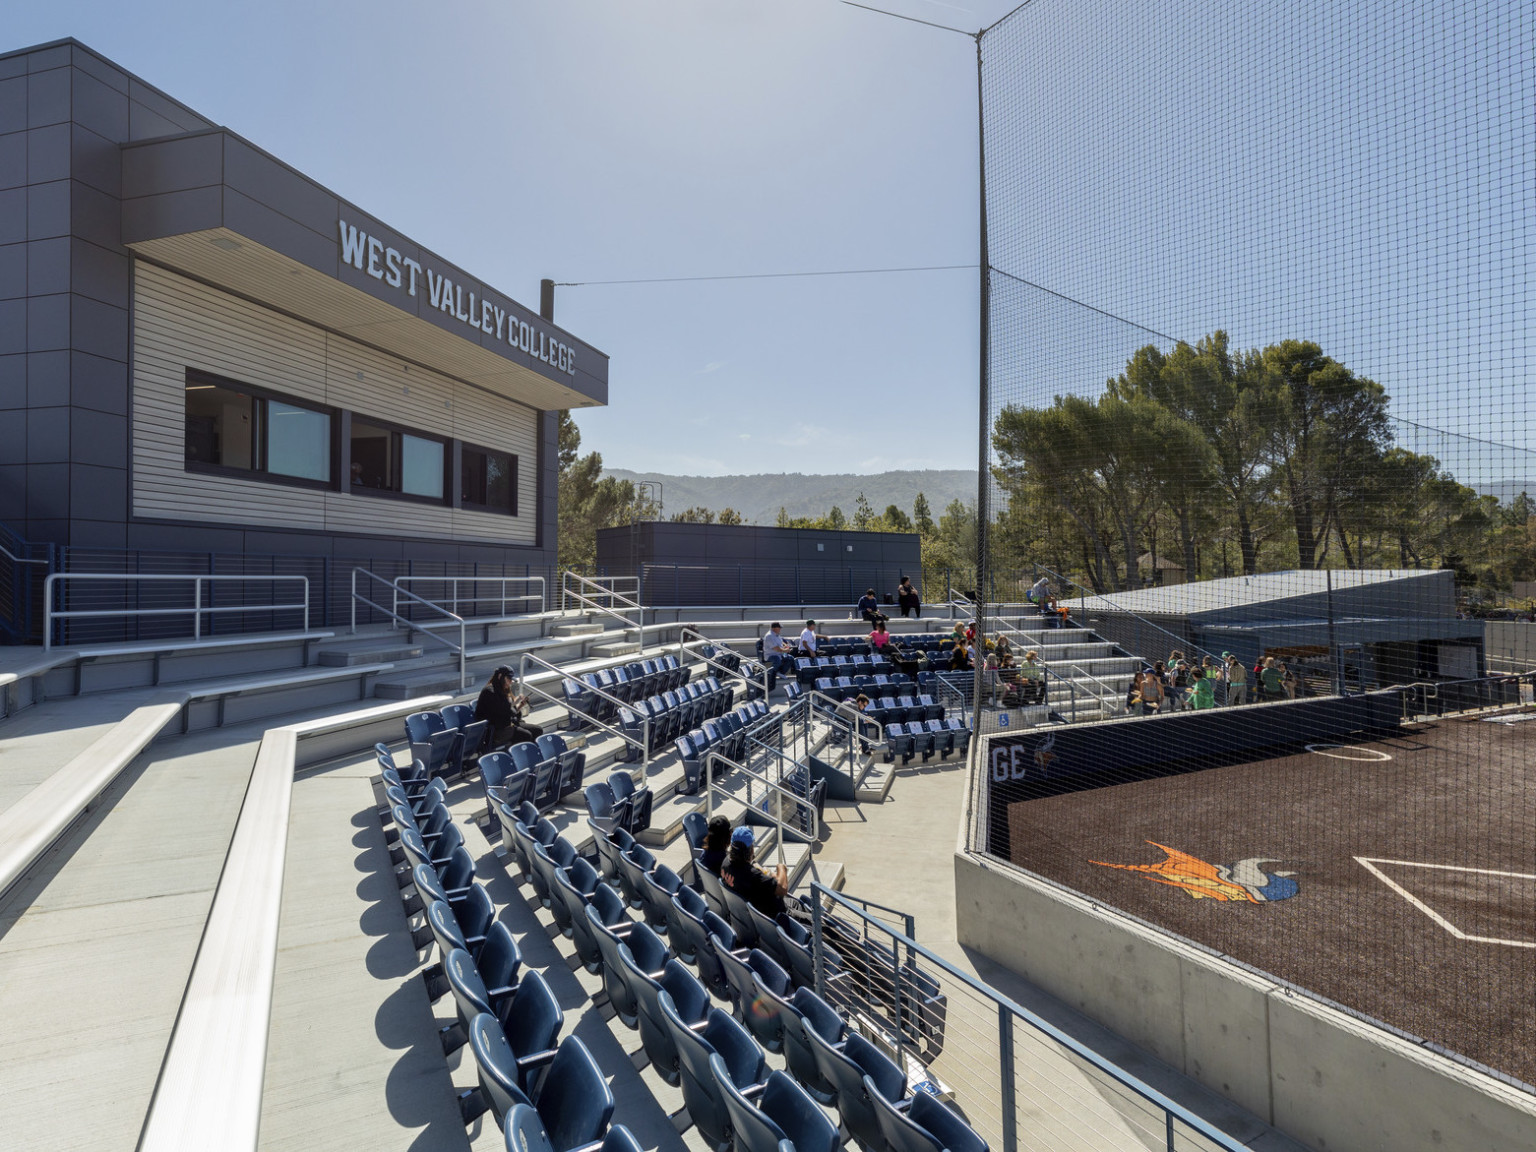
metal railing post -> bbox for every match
[998,1005,1018,1152]
[193,577,202,641]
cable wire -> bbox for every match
[555,264,973,287]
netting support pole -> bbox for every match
[971,29,992,717]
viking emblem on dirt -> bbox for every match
[1091,841,1299,903]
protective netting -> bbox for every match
[975,0,1534,1088]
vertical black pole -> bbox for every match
[971,32,992,727]
[539,278,555,322]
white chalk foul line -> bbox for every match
[1306,744,1393,761]
[1355,857,1536,949]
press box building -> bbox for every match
[0,39,606,639]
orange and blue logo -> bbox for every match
[1091,841,1299,903]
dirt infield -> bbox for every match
[1005,710,1536,1087]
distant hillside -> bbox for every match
[602,469,978,526]
[1475,481,1536,506]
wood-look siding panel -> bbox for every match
[131,263,537,545]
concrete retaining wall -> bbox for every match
[1486,620,1536,666]
[954,850,1536,1152]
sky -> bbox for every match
[10,0,1023,476]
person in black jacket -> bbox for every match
[474,665,543,751]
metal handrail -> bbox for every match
[350,568,466,690]
[518,650,651,780]
[393,575,546,620]
[809,881,1249,1152]
[45,573,309,651]
[678,628,772,702]
[561,571,642,639]
[0,541,48,566]
[704,748,820,869]
[513,667,649,770]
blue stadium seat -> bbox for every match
[508,813,556,884]
[697,864,729,918]
[466,1022,612,1151]
[712,1063,840,1152]
[585,780,624,837]
[717,885,759,950]
[590,824,633,883]
[670,890,726,993]
[906,721,935,762]
[721,947,791,1052]
[616,840,657,911]
[609,771,653,835]
[779,986,844,1104]
[943,717,970,756]
[406,711,463,780]
[624,954,708,1088]
[574,881,630,974]
[480,752,531,821]
[808,1030,906,1152]
[925,719,954,758]
[884,724,914,765]
[872,1084,990,1152]
[536,734,586,803]
[548,854,597,938]
[563,676,597,728]
[589,905,647,1029]
[747,905,791,974]
[529,836,577,911]
[640,862,683,936]
[675,734,704,795]
[702,911,741,1006]
[681,811,709,861]
[662,1001,766,1152]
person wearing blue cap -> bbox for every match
[721,825,789,916]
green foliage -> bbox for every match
[852,492,875,531]
[882,505,913,532]
[556,412,658,569]
[992,333,1535,593]
[912,492,935,534]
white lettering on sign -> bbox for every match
[989,743,1030,782]
[337,218,575,376]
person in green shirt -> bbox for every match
[1260,657,1286,700]
[1188,668,1216,709]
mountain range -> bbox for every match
[602,469,978,525]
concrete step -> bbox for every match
[551,621,603,637]
[855,759,896,804]
[592,640,641,659]
[314,638,426,667]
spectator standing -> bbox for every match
[896,576,921,619]
[1027,575,1057,616]
[761,622,795,672]
[1140,667,1165,713]
[1224,653,1248,705]
[857,588,889,626]
[1189,668,1216,710]
[1260,656,1286,700]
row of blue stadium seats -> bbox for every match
[474,738,587,817]
[373,747,637,1152]
[793,654,894,683]
[884,720,971,764]
[405,704,490,779]
[563,656,691,727]
[616,678,735,758]
[672,699,777,794]
[511,798,976,1152]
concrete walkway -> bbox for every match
[0,724,262,1152]
[0,687,169,816]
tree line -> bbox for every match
[991,332,1536,594]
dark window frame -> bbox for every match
[347,412,452,508]
[182,368,338,492]
[459,441,520,517]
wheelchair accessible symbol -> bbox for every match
[998,713,1011,728]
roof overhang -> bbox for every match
[121,129,607,412]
